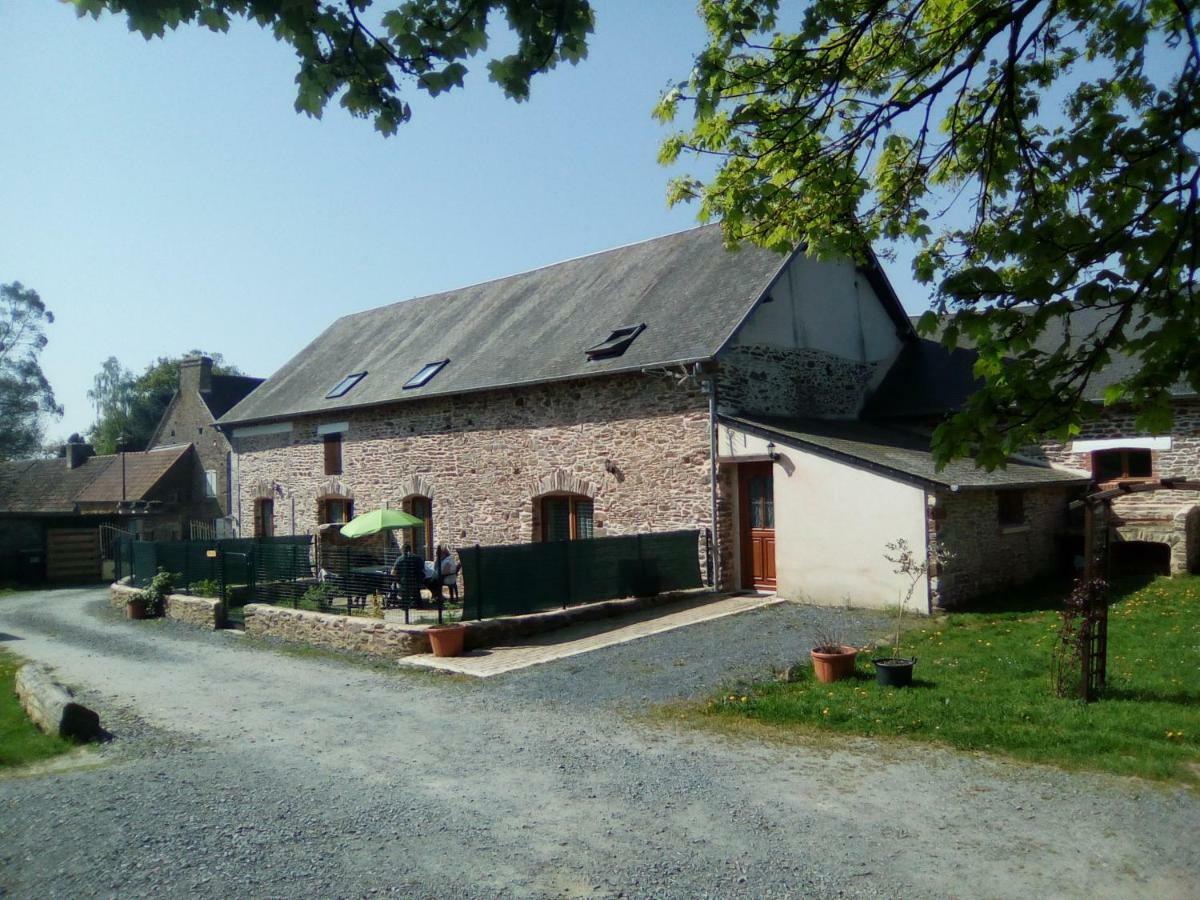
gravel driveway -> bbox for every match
[1,587,1197,899]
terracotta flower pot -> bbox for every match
[427,624,466,658]
[126,601,148,620]
[810,645,858,683]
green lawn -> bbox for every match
[0,649,76,768]
[704,575,1200,783]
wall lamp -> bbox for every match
[766,441,780,461]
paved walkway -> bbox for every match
[400,593,783,676]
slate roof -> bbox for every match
[0,445,192,514]
[723,413,1091,491]
[220,226,793,426]
[202,375,264,420]
[872,307,1196,419]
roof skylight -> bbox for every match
[586,323,646,361]
[325,372,367,399]
[403,359,449,390]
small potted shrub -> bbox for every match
[809,626,858,683]
[874,539,951,687]
[127,569,173,620]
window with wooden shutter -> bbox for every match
[324,434,342,476]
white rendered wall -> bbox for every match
[730,255,902,363]
[718,423,931,612]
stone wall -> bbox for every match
[110,583,225,629]
[1036,400,1200,575]
[151,386,228,521]
[1036,400,1200,521]
[928,487,1073,607]
[716,345,878,419]
[231,372,719,580]
[243,604,429,658]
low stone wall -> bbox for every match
[243,604,431,658]
[457,588,711,651]
[243,588,716,660]
[109,583,225,630]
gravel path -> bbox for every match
[1,587,1197,899]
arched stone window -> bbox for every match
[531,470,597,543]
[250,481,277,538]
[401,495,434,559]
[316,478,354,526]
[536,493,594,542]
[394,475,435,559]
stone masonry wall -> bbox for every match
[232,373,719,581]
[929,487,1072,607]
[717,345,878,419]
[152,388,229,521]
[243,604,429,658]
[1036,400,1200,521]
[110,582,225,629]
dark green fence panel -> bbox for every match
[463,529,702,620]
[131,541,158,587]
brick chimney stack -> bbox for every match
[65,441,95,469]
[180,355,213,394]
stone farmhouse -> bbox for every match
[217,225,1093,612]
[147,354,263,530]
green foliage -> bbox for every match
[133,568,177,617]
[70,0,594,135]
[298,582,334,612]
[188,578,221,598]
[660,0,1200,466]
[0,282,62,461]
[87,351,241,454]
[0,650,75,768]
[705,576,1200,784]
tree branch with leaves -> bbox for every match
[70,0,594,135]
[657,0,1200,467]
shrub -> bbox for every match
[188,578,221,598]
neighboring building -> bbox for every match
[147,355,263,531]
[0,442,202,583]
[219,225,1089,612]
[897,308,1200,579]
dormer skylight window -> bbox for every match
[325,372,367,399]
[586,323,646,361]
[403,359,449,390]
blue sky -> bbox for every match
[1,0,927,441]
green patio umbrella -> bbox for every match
[339,507,423,539]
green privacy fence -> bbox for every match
[459,529,704,621]
[115,535,313,608]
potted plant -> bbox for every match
[127,568,173,620]
[426,622,466,657]
[874,539,951,687]
[809,626,858,683]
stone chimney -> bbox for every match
[65,441,95,470]
[180,355,213,394]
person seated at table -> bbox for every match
[436,545,461,601]
[390,544,424,606]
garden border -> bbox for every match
[109,583,225,630]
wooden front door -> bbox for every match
[738,462,776,590]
